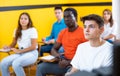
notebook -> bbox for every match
[40,55,55,62]
[0,48,11,52]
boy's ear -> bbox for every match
[100,26,104,34]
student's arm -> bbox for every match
[45,39,55,44]
[59,59,71,68]
[51,29,64,60]
[12,38,37,53]
[45,25,55,42]
[65,67,79,76]
[51,42,62,58]
[51,42,71,67]
[103,34,115,40]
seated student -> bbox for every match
[40,6,66,56]
[36,8,86,76]
[101,9,117,43]
[65,14,113,76]
[0,12,38,76]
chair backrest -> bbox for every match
[37,43,41,56]
[113,41,120,76]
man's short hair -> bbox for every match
[81,14,104,28]
[54,6,63,11]
[64,8,78,21]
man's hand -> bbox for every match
[42,38,46,43]
[58,59,70,68]
[45,39,55,44]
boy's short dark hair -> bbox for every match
[81,14,104,28]
[54,6,63,11]
[64,8,78,21]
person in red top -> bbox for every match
[36,7,86,76]
[57,24,86,59]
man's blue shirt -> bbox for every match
[46,19,66,41]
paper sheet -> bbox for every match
[0,49,10,52]
[40,55,55,60]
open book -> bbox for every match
[0,49,11,52]
[40,55,55,62]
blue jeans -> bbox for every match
[36,62,69,76]
[1,50,38,76]
[40,44,64,56]
[106,39,113,44]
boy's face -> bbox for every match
[83,20,104,40]
[64,11,76,28]
[54,9,63,20]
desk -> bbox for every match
[0,49,10,55]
